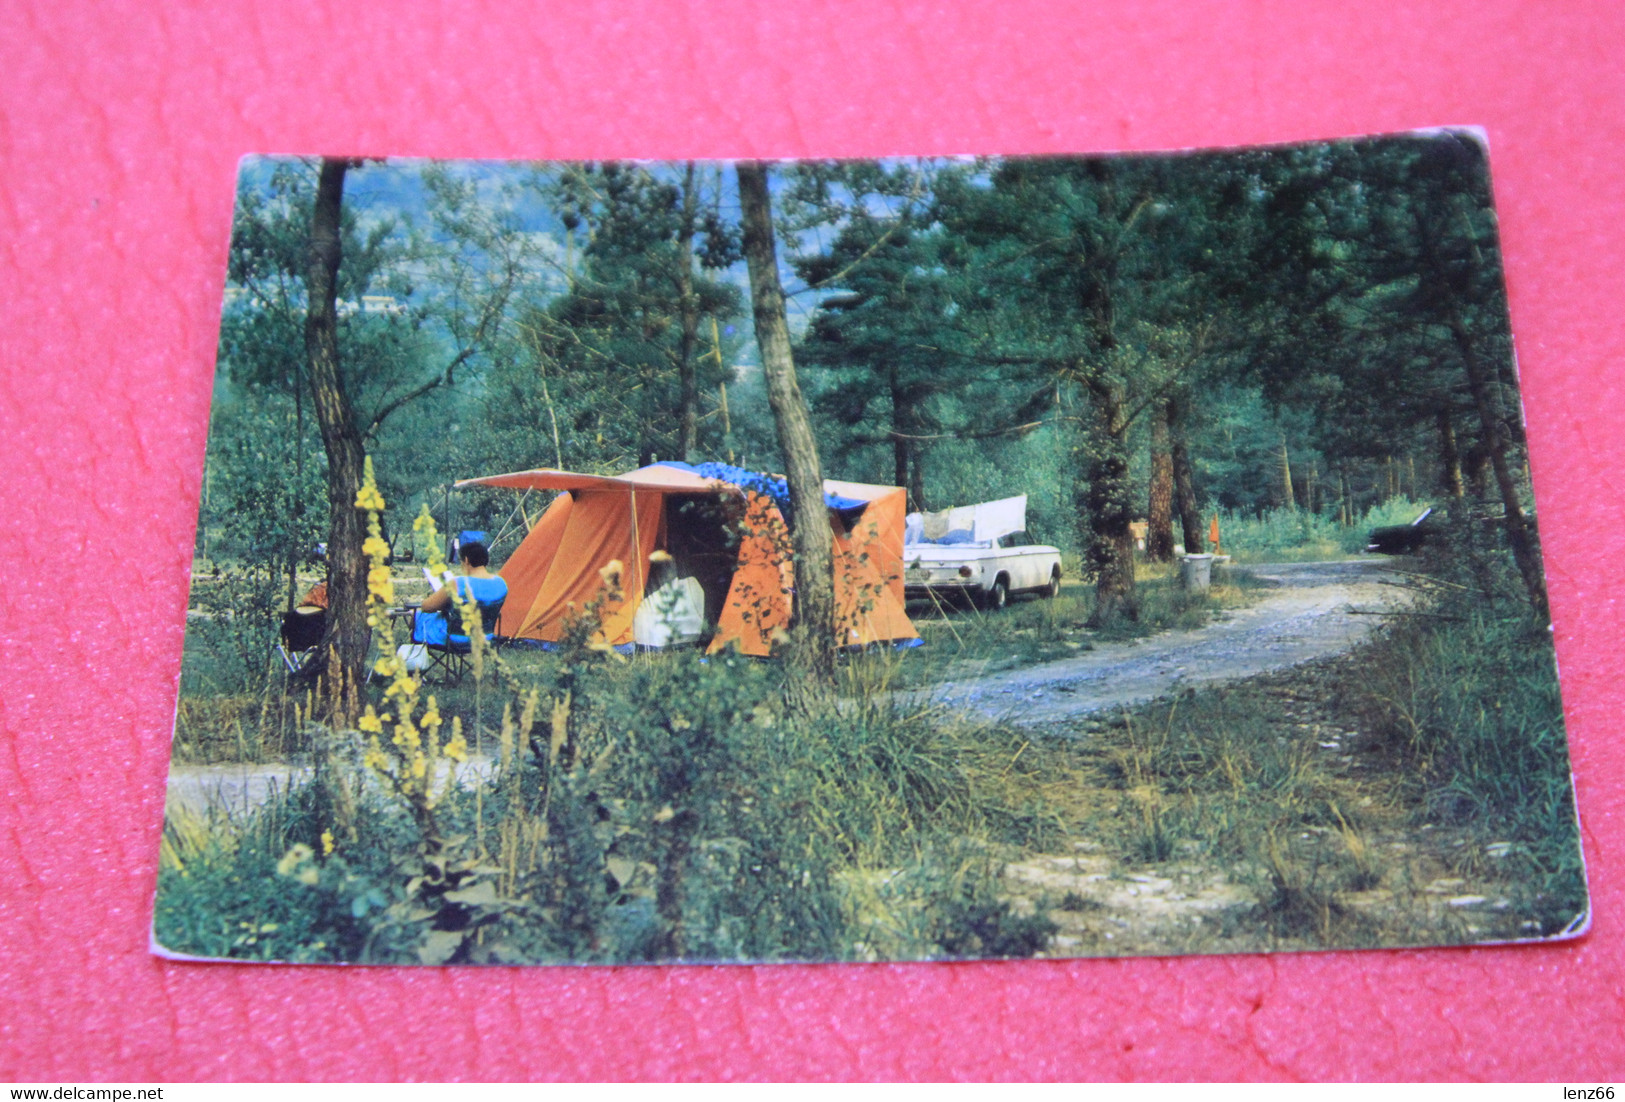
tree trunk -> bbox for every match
[288,379,304,611]
[736,162,838,695]
[1146,400,1175,562]
[889,370,911,505]
[1169,391,1203,554]
[1449,320,1549,620]
[908,456,927,516]
[675,162,701,462]
[890,373,929,511]
[1084,385,1137,623]
[1279,436,1296,509]
[303,158,370,720]
[1436,407,1466,498]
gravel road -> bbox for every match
[903,559,1412,727]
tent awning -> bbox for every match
[455,465,728,494]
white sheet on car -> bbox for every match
[905,494,1027,545]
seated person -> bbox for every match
[632,555,707,648]
[410,542,507,646]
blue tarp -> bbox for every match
[654,461,869,527]
[504,638,637,656]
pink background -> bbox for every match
[2,0,1622,1081]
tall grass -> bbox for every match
[1211,497,1430,562]
[1342,536,1586,935]
[155,644,1057,964]
[1049,503,1587,948]
[158,479,1582,961]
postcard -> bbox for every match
[156,132,1587,964]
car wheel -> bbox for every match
[1043,567,1061,599]
[984,577,1009,612]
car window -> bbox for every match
[999,531,1030,548]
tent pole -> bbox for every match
[629,488,645,599]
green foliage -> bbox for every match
[179,572,283,698]
[158,640,1066,963]
[1210,497,1431,562]
[1343,514,1583,931]
[929,864,1059,960]
[473,162,745,480]
[156,774,407,963]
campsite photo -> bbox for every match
[156,135,1588,965]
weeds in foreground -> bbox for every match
[1039,551,1585,950]
[158,475,1584,961]
[157,464,1051,963]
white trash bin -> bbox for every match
[1179,553,1215,593]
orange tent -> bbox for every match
[455,464,921,657]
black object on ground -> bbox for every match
[1366,507,1436,555]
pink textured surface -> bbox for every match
[1,0,1621,1081]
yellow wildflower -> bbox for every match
[368,565,395,603]
[358,707,384,734]
[392,719,421,753]
[354,460,387,512]
[363,736,390,774]
[276,844,319,886]
[320,831,335,857]
[443,731,469,763]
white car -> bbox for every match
[903,496,1062,611]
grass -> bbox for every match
[157,592,1585,961]
[158,504,1584,961]
[1006,596,1586,953]
[1212,497,1430,563]
[169,560,1263,763]
[158,641,1065,964]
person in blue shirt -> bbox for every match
[412,541,507,645]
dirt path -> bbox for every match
[905,559,1412,727]
[164,762,313,819]
[165,756,498,819]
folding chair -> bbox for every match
[276,605,329,680]
[414,593,506,685]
